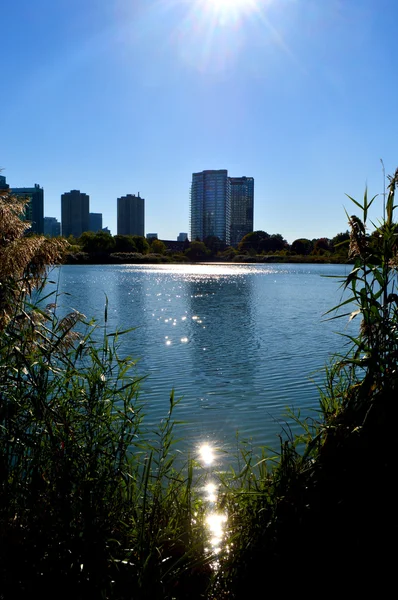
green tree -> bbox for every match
[312,237,331,254]
[291,238,313,255]
[203,236,226,255]
[238,231,270,253]
[114,235,137,253]
[132,235,150,254]
[184,241,210,261]
[79,231,115,253]
[264,233,288,253]
[331,231,350,256]
[150,238,167,254]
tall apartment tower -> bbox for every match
[117,194,145,236]
[89,212,103,232]
[61,190,89,238]
[190,170,231,244]
[229,176,254,246]
[11,183,44,234]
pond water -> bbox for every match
[48,262,355,456]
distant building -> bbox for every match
[89,212,103,232]
[44,217,61,237]
[229,176,254,246]
[146,233,158,240]
[61,190,89,238]
[0,175,9,190]
[102,227,111,235]
[177,232,188,242]
[117,193,145,236]
[11,183,44,234]
[190,170,230,244]
[0,177,44,234]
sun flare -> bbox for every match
[203,0,258,20]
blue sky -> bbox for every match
[2,0,397,242]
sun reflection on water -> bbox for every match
[197,443,229,559]
[206,512,228,554]
[204,482,218,502]
[198,443,215,466]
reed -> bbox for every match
[213,170,398,595]
[0,188,210,599]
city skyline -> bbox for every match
[2,171,256,242]
[2,1,398,242]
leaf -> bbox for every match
[324,295,357,316]
[104,294,108,324]
[345,194,364,211]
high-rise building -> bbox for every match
[11,183,44,234]
[190,170,231,244]
[61,190,89,238]
[44,217,61,237]
[177,232,188,242]
[229,176,254,246]
[117,194,145,236]
[89,212,103,232]
[0,175,9,190]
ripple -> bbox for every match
[47,263,356,453]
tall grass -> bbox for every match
[0,189,210,599]
[213,171,398,595]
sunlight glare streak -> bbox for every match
[204,481,218,502]
[198,443,215,465]
[206,512,228,552]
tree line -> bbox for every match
[61,229,352,261]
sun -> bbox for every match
[208,0,249,6]
[203,0,258,20]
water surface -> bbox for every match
[50,263,354,453]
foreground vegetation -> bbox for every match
[213,177,398,593]
[0,190,210,599]
[1,172,398,597]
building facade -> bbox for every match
[12,183,44,234]
[89,212,103,232]
[229,176,254,246]
[44,217,61,237]
[190,170,231,244]
[117,194,145,236]
[61,190,89,238]
[0,175,9,190]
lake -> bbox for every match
[49,262,354,457]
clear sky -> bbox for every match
[2,0,397,242]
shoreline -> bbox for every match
[63,252,350,266]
